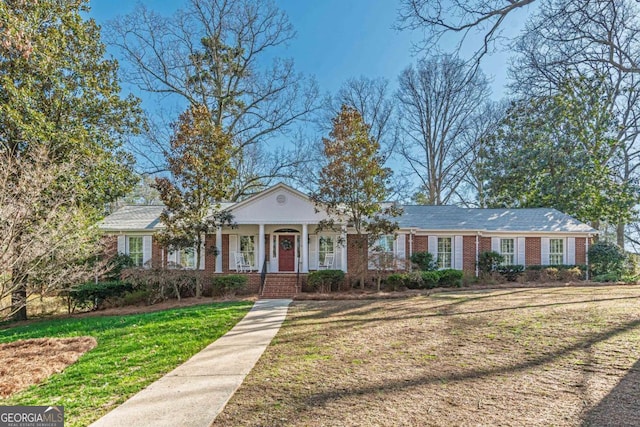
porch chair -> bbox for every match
[234,251,252,273]
[318,253,335,270]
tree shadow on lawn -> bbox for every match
[279,293,640,346]
[298,316,640,411]
[582,356,640,426]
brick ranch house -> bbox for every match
[100,183,596,297]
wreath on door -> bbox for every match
[280,238,293,251]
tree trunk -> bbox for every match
[617,222,625,248]
[195,243,202,298]
[11,277,27,321]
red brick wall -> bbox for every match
[204,234,217,275]
[222,234,230,273]
[413,235,428,253]
[575,237,587,265]
[347,234,368,273]
[152,238,163,268]
[480,237,491,254]
[463,236,477,273]
[525,237,541,265]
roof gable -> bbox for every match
[230,183,330,224]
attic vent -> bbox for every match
[276,194,287,205]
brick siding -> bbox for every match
[413,235,428,253]
[479,237,491,254]
[575,237,587,265]
[347,234,368,274]
[462,236,477,273]
[525,237,541,265]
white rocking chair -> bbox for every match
[318,253,335,270]
[234,252,252,273]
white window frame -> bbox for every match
[319,236,335,265]
[550,238,564,265]
[127,236,143,267]
[437,237,452,269]
[500,238,515,265]
[240,235,256,269]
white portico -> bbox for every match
[218,183,347,274]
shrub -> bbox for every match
[438,269,463,287]
[588,240,627,279]
[105,253,135,280]
[540,267,559,282]
[402,271,425,289]
[307,270,345,293]
[121,289,151,306]
[592,273,620,283]
[410,251,437,271]
[122,268,199,303]
[478,251,504,273]
[386,273,407,291]
[496,265,524,282]
[69,281,134,311]
[559,267,584,282]
[211,275,248,297]
[421,271,441,288]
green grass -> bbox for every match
[0,301,253,427]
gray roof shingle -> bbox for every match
[99,205,165,231]
[398,205,596,233]
[100,204,595,234]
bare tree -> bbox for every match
[398,0,640,75]
[0,148,107,320]
[108,0,320,200]
[396,54,490,205]
[456,101,506,207]
[323,77,397,161]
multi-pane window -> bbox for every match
[240,235,256,268]
[550,239,564,264]
[128,236,143,267]
[376,235,396,268]
[437,237,452,269]
[179,247,196,269]
[377,235,395,253]
[319,236,334,265]
[500,239,515,265]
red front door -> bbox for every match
[278,235,296,272]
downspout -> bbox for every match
[409,230,414,272]
[585,235,590,281]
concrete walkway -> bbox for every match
[90,299,292,427]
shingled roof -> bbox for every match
[398,205,595,233]
[99,205,165,231]
[100,203,595,234]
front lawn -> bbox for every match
[214,286,640,426]
[0,301,252,427]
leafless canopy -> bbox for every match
[398,0,640,75]
[396,54,490,205]
[107,0,320,199]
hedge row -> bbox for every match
[386,269,464,290]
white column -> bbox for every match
[258,223,265,272]
[215,227,223,273]
[302,223,309,273]
[341,225,348,272]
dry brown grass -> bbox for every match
[214,285,640,426]
[0,337,96,397]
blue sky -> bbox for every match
[88,0,533,102]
